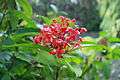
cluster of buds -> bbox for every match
[33,16,87,58]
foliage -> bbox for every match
[0,0,120,80]
[99,0,120,37]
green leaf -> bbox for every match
[37,16,52,25]
[2,37,14,45]
[66,62,82,77]
[102,62,111,79]
[50,4,58,13]
[85,44,107,51]
[8,10,18,31]
[14,10,36,28]
[10,32,37,43]
[41,65,54,80]
[10,60,27,76]
[59,11,68,15]
[62,54,83,64]
[34,49,57,65]
[15,52,33,63]
[108,37,120,42]
[17,0,32,17]
[81,41,96,45]
[107,47,120,60]
[99,31,107,37]
[94,61,111,79]
[68,22,75,27]
[0,52,12,63]
[3,43,50,52]
[1,74,11,80]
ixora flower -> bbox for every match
[33,16,87,58]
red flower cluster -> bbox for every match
[34,16,87,58]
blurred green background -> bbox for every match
[30,0,120,38]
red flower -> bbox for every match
[66,35,76,42]
[52,19,57,23]
[59,16,65,22]
[74,43,80,48]
[57,49,65,54]
[34,35,42,44]
[56,49,65,58]
[57,54,63,58]
[79,28,87,34]
[49,49,65,58]
[52,39,63,48]
[79,37,83,42]
[49,49,57,55]
[71,19,76,23]
[34,16,87,58]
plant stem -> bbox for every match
[0,13,6,26]
[78,58,92,79]
[55,63,62,80]
[79,64,92,79]
[55,65,60,80]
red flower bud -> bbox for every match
[49,50,57,55]
[52,19,57,23]
[79,28,87,34]
[57,54,63,58]
[34,35,42,44]
[74,43,80,48]
[59,16,65,19]
[57,49,65,54]
[71,19,76,23]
